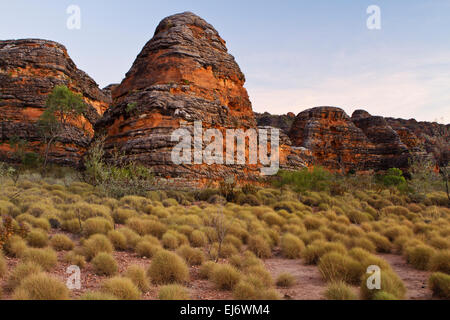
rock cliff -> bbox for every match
[0,39,110,166]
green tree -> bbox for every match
[37,85,86,170]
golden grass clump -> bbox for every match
[80,291,118,300]
[63,251,86,269]
[62,218,83,234]
[126,218,167,238]
[211,264,241,290]
[176,245,205,266]
[107,230,128,251]
[26,229,49,248]
[162,231,180,250]
[5,262,42,291]
[281,233,305,259]
[246,265,274,288]
[82,234,113,261]
[367,232,392,253]
[147,250,189,284]
[232,280,258,300]
[83,217,113,236]
[276,273,296,288]
[190,230,208,247]
[50,234,74,251]
[92,252,118,276]
[428,272,450,299]
[324,281,358,300]
[318,252,363,285]
[22,247,57,271]
[13,273,69,300]
[118,227,141,249]
[135,240,161,258]
[111,208,137,224]
[405,245,436,270]
[199,261,218,279]
[302,241,347,265]
[0,253,7,278]
[101,277,141,300]
[158,284,190,300]
[360,270,406,300]
[125,265,150,292]
[248,235,271,259]
[428,250,450,274]
[3,235,28,258]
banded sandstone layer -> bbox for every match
[287,107,448,172]
[0,39,110,166]
[96,12,307,183]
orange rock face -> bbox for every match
[0,39,110,166]
[288,107,374,171]
[96,12,303,184]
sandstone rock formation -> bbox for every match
[96,12,297,184]
[0,39,110,166]
[287,107,448,172]
[288,107,373,171]
[255,112,296,135]
[351,110,410,169]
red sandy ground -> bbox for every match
[0,231,438,300]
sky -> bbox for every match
[1,0,449,124]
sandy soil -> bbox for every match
[264,256,328,300]
[378,253,434,300]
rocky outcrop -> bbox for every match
[288,107,373,171]
[0,39,110,166]
[96,12,284,183]
[351,110,410,169]
[255,112,296,135]
[288,107,448,172]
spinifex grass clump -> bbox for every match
[13,273,69,300]
[147,250,189,284]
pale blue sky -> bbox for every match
[1,0,449,123]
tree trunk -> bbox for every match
[43,136,56,173]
